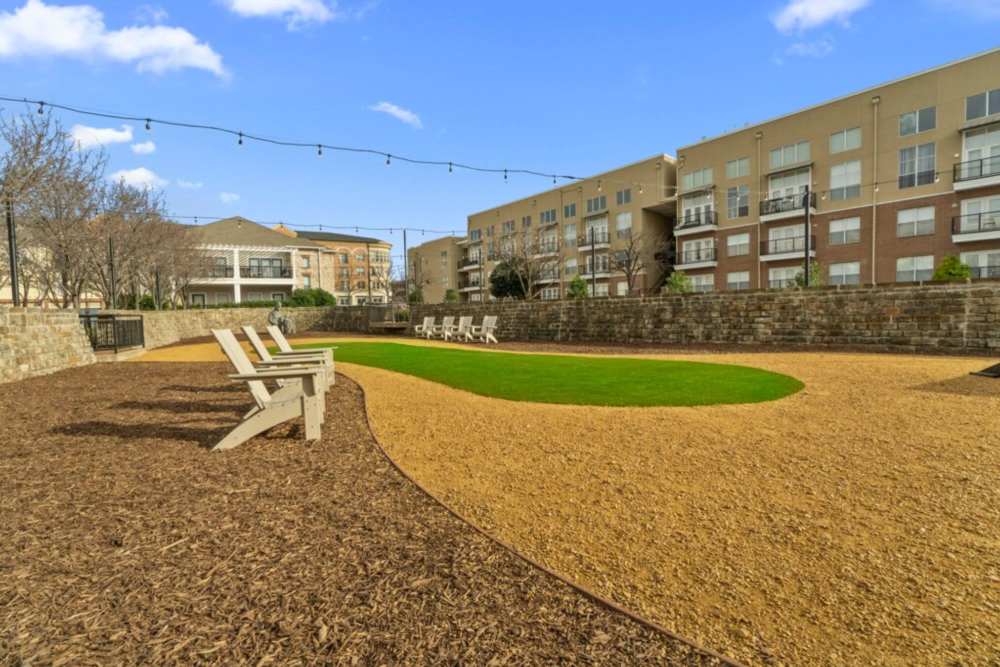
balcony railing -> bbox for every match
[769,278,797,289]
[459,257,481,269]
[953,156,1000,183]
[536,270,560,281]
[676,210,718,230]
[578,230,610,246]
[241,265,292,279]
[760,191,816,217]
[678,246,717,264]
[972,265,1000,279]
[206,265,234,278]
[761,236,808,255]
[580,264,610,276]
[534,242,559,255]
[79,314,145,352]
[952,211,1000,235]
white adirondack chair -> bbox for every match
[244,326,334,387]
[413,316,435,338]
[447,316,473,342]
[469,315,498,344]
[432,316,455,339]
[211,329,326,451]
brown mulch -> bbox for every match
[0,363,723,665]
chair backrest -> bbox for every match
[212,329,271,407]
[482,315,498,332]
[422,316,435,328]
[266,325,293,353]
[456,316,473,332]
[242,326,274,362]
[441,316,454,328]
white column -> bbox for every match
[233,248,241,303]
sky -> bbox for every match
[1,0,1000,263]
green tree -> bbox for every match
[444,289,459,303]
[289,288,337,307]
[665,271,692,294]
[489,260,527,299]
[794,261,824,288]
[408,287,424,304]
[932,255,972,282]
[566,275,589,299]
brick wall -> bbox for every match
[413,282,1000,354]
[0,308,96,384]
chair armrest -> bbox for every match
[229,368,323,381]
[277,347,338,355]
[256,359,326,368]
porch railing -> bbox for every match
[79,314,145,353]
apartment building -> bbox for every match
[461,155,677,301]
[273,225,393,305]
[673,47,1000,292]
[407,235,464,303]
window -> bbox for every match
[338,252,349,264]
[502,220,515,235]
[271,292,286,303]
[727,185,749,218]
[769,266,799,289]
[540,209,557,224]
[769,141,810,169]
[563,203,577,218]
[966,89,1000,121]
[960,249,1000,279]
[680,191,714,225]
[829,217,861,245]
[726,157,750,179]
[897,206,935,238]
[615,212,632,239]
[959,123,1000,178]
[521,216,532,228]
[896,255,933,282]
[585,253,610,274]
[830,127,861,154]
[588,282,610,298]
[563,223,577,247]
[584,217,609,244]
[689,274,714,293]
[586,195,607,213]
[564,258,578,275]
[899,107,936,136]
[767,225,805,254]
[541,286,560,301]
[616,281,629,297]
[337,296,350,305]
[190,293,206,307]
[959,195,1000,233]
[727,233,750,257]
[616,188,632,205]
[469,229,481,242]
[829,160,861,200]
[898,143,935,188]
[726,271,750,291]
[681,167,713,191]
[302,256,311,269]
[681,238,715,264]
[768,167,810,199]
[829,262,861,286]
[302,275,312,288]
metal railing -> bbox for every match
[79,314,145,353]
[768,278,797,289]
[760,191,816,217]
[578,230,610,246]
[953,155,1000,183]
[952,211,1000,234]
[761,236,808,255]
[205,265,234,278]
[676,210,718,230]
[458,257,481,268]
[678,246,717,264]
[972,265,1000,279]
[241,265,292,279]
[534,242,559,255]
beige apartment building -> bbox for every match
[461,155,678,301]
[673,47,1000,292]
[407,235,463,303]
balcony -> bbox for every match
[972,265,1000,279]
[760,236,816,262]
[759,192,817,223]
[674,211,718,237]
[242,265,292,279]
[578,230,610,250]
[205,265,234,278]
[579,266,611,279]
[458,283,483,292]
[769,278,798,289]
[458,257,482,271]
[536,270,560,284]
[953,156,1000,191]
[675,246,717,270]
[532,242,560,257]
[952,211,1000,242]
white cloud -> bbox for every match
[177,179,203,189]
[70,123,133,149]
[772,0,871,32]
[369,101,423,129]
[223,0,336,27]
[219,191,241,204]
[0,0,226,77]
[109,167,167,189]
[927,0,1000,19]
[785,37,835,57]
[131,140,156,155]
[134,4,168,24]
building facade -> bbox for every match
[407,235,464,303]
[461,155,677,302]
[673,47,1000,292]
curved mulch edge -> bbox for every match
[345,370,747,667]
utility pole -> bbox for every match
[5,197,19,307]
[108,237,117,310]
[590,226,597,296]
[365,242,372,303]
[154,269,161,310]
[402,229,408,293]
[803,185,811,287]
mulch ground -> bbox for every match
[0,362,724,665]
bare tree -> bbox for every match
[610,230,667,296]
[493,228,558,300]
[368,256,394,303]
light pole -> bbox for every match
[5,197,19,307]
[803,185,811,287]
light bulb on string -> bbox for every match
[448,162,453,173]
[386,154,391,166]
[317,144,323,157]
[145,119,151,131]
[597,179,602,192]
[238,132,243,146]
[37,101,44,115]
[504,169,508,182]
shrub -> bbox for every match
[665,271,692,294]
[566,275,589,299]
[794,261,824,288]
[408,288,424,304]
[489,260,526,299]
[932,255,972,282]
[289,288,337,307]
[444,289,459,303]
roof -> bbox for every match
[189,217,325,248]
[294,230,388,245]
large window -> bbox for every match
[727,232,750,257]
[829,261,861,286]
[502,220,515,235]
[540,209,557,224]
[768,224,804,254]
[587,282,610,298]
[521,215,532,228]
[768,167,810,199]
[681,167,713,191]
[541,286,560,301]
[726,271,750,291]
[959,195,1000,233]
[564,258,578,275]
[586,195,607,213]
[830,127,861,153]
[768,266,799,289]
[563,223,577,247]
[769,141,810,170]
[616,188,632,205]
[966,88,1000,121]
[689,274,714,293]
[896,255,934,282]
[681,238,715,264]
[960,123,1000,174]
[899,107,936,136]
[896,206,935,238]
[960,249,1000,279]
[615,212,632,239]
[829,217,861,245]
[726,157,750,179]
[727,185,749,218]
[680,191,714,225]
[563,202,577,218]
[829,160,861,201]
[898,143,935,188]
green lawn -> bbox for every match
[289,341,803,407]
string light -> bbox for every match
[145,118,151,131]
[317,144,323,157]
[37,101,44,115]
[448,161,453,173]
[238,132,243,146]
[504,169,508,182]
[385,153,391,166]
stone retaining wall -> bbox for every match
[412,282,1000,355]
[0,308,96,384]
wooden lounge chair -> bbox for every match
[447,316,473,342]
[243,325,334,387]
[432,316,455,339]
[267,325,336,359]
[211,329,326,451]
[469,315,498,344]
[413,316,435,338]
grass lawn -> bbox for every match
[290,341,804,406]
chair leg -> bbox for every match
[214,399,301,451]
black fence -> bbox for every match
[79,314,145,352]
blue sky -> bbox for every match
[1,0,999,262]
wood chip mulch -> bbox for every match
[0,362,725,665]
